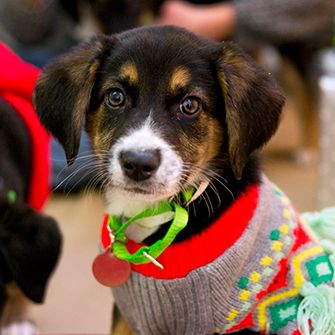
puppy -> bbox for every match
[0,44,62,332]
[34,26,334,335]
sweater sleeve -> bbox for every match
[232,0,334,48]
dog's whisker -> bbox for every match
[99,175,112,194]
[53,161,106,192]
[180,163,234,207]
[196,168,235,202]
[197,189,212,219]
[64,168,102,196]
[212,177,235,201]
[208,177,234,201]
[91,172,109,193]
[53,154,102,181]
[208,182,222,209]
[191,200,197,217]
[69,169,102,195]
[198,185,214,218]
[53,165,97,192]
[82,170,109,196]
[206,169,229,185]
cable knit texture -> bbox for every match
[112,177,334,334]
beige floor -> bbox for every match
[26,155,319,334]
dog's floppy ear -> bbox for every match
[34,35,115,164]
[215,42,284,179]
[0,197,62,303]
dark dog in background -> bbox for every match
[0,45,62,333]
[60,0,163,35]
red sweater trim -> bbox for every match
[101,185,259,279]
[0,43,49,210]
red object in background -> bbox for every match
[0,42,50,211]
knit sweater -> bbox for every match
[0,42,49,210]
[102,177,334,334]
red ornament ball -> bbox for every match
[92,251,131,287]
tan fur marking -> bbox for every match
[71,59,101,151]
[112,306,133,335]
[198,118,223,165]
[119,63,139,86]
[86,106,113,157]
[113,315,134,335]
[183,116,223,186]
[169,67,191,93]
[2,283,30,326]
[92,130,113,158]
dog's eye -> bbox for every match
[180,97,200,115]
[106,89,125,107]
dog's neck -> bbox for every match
[105,160,261,244]
[106,161,260,244]
[105,182,209,243]
[105,190,171,242]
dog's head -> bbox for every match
[34,26,284,204]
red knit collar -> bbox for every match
[0,43,50,210]
[101,184,259,279]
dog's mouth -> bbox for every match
[108,180,183,202]
[119,184,165,197]
[122,186,153,195]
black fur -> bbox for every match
[34,26,284,334]
[60,0,164,34]
[34,26,284,243]
[0,98,32,200]
[0,99,62,315]
[34,35,116,164]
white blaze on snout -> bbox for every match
[105,117,183,229]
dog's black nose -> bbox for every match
[119,149,161,181]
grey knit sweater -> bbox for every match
[112,177,334,334]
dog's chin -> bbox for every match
[119,187,176,202]
[104,181,182,217]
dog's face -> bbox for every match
[85,28,226,202]
[34,26,284,205]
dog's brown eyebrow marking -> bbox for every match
[169,66,191,93]
[119,62,139,86]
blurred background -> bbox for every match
[0,0,334,333]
